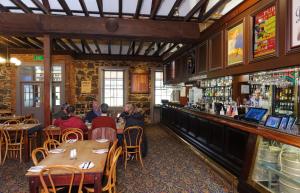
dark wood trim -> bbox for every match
[81,39,93,54]
[11,0,32,13]
[160,43,176,57]
[0,36,22,47]
[285,0,300,54]
[0,13,200,43]
[93,40,101,54]
[42,0,50,11]
[127,41,134,55]
[197,40,209,73]
[154,42,167,56]
[224,18,246,68]
[184,0,207,21]
[208,30,224,71]
[56,38,72,51]
[74,54,162,62]
[134,0,143,19]
[58,0,73,16]
[31,0,50,14]
[118,0,122,18]
[79,0,89,16]
[11,37,34,48]
[0,4,9,12]
[168,0,184,19]
[29,37,43,48]
[119,40,122,55]
[198,0,209,21]
[18,37,41,49]
[96,0,104,17]
[135,41,144,55]
[43,34,52,127]
[144,42,155,56]
[108,40,111,55]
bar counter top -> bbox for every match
[162,105,300,148]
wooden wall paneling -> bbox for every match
[43,35,52,127]
[198,41,208,73]
[209,31,224,71]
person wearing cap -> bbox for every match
[52,103,69,124]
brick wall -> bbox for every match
[0,65,17,112]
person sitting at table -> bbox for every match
[54,105,87,133]
[120,103,147,157]
[52,103,69,124]
[90,103,117,141]
[84,99,101,123]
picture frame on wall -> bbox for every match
[226,21,244,66]
[291,0,300,48]
[253,5,276,59]
[131,73,149,94]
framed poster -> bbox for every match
[131,73,149,94]
[227,21,244,66]
[291,0,300,47]
[253,5,276,58]
[81,81,91,94]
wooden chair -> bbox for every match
[61,128,84,142]
[85,146,122,193]
[31,147,48,166]
[0,129,8,165]
[44,126,61,142]
[23,118,39,152]
[122,126,144,169]
[89,127,117,142]
[3,125,24,163]
[39,165,84,193]
[104,140,118,178]
[43,139,61,152]
[3,120,20,125]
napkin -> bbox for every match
[96,139,109,143]
[79,161,95,170]
[66,139,78,143]
[49,148,66,154]
[92,149,109,154]
[27,166,45,172]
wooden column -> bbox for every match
[43,35,52,126]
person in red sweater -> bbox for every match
[92,103,116,130]
[54,105,87,133]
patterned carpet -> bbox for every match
[0,124,234,193]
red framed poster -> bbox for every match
[253,5,276,58]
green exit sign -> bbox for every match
[34,55,44,61]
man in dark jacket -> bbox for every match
[85,99,101,123]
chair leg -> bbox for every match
[138,148,144,168]
[19,145,22,163]
[124,150,128,170]
[2,144,7,165]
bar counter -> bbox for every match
[160,105,300,193]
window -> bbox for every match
[103,70,124,107]
[23,84,41,108]
[53,86,61,106]
[20,66,62,81]
[155,71,173,105]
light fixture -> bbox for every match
[0,46,22,66]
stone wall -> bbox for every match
[0,65,17,112]
[71,60,161,123]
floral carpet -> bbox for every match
[0,124,234,193]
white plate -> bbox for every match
[27,166,45,172]
[79,161,95,170]
[96,139,109,143]
[92,149,109,154]
[66,139,78,143]
[49,148,66,154]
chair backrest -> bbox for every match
[3,125,23,145]
[61,128,84,142]
[105,140,118,176]
[43,139,61,151]
[25,113,33,119]
[103,146,122,193]
[3,120,20,125]
[31,147,48,166]
[0,129,8,164]
[44,126,61,141]
[123,126,143,148]
[23,118,39,124]
[90,127,116,142]
[39,165,84,193]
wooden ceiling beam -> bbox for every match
[127,41,133,55]
[0,37,21,47]
[0,13,200,43]
[144,42,155,56]
[160,43,178,58]
[199,0,227,22]
[7,48,72,55]
[31,0,50,14]
[96,0,104,17]
[11,0,33,14]
[0,4,10,12]
[184,0,206,21]
[58,0,73,16]
[119,0,122,18]
[119,40,122,55]
[28,37,43,48]
[56,38,73,51]
[66,38,81,53]
[150,0,162,19]
[134,0,143,19]
[93,40,101,54]
[79,0,89,16]
[168,0,183,19]
[154,42,167,56]
[11,37,35,48]
[74,54,162,62]
[42,0,50,11]
[81,39,93,54]
[16,37,41,49]
[135,41,144,55]
[198,0,209,21]
[53,39,64,50]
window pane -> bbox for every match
[103,70,124,107]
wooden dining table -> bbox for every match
[0,115,25,123]
[26,140,110,193]
[0,123,42,162]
